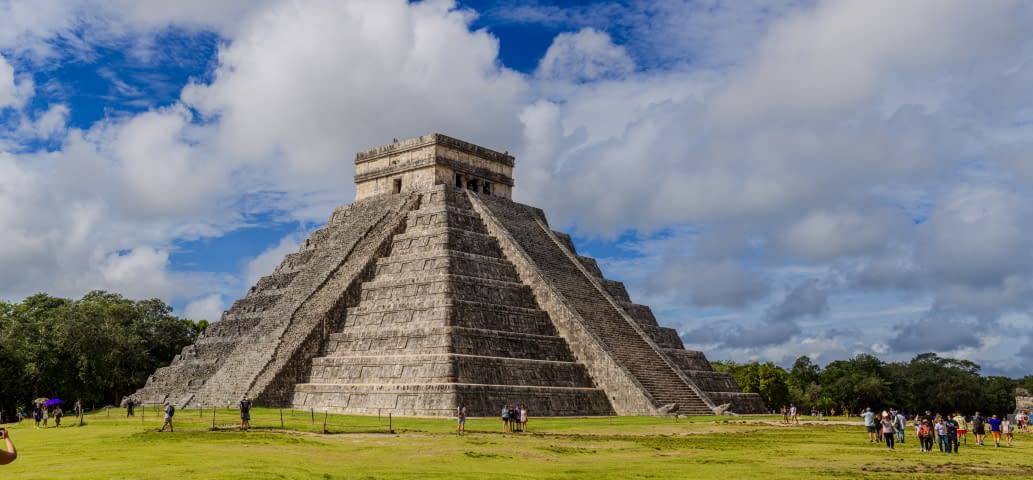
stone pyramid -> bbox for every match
[132,134,765,416]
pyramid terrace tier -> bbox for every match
[345,300,558,336]
[358,274,541,309]
[372,251,521,284]
[292,383,614,417]
[389,226,504,257]
[304,353,596,387]
[325,326,576,361]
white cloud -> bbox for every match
[244,233,304,291]
[184,293,225,322]
[535,28,634,82]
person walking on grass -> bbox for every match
[894,410,906,444]
[881,413,896,450]
[53,405,62,427]
[501,404,510,433]
[158,402,175,432]
[239,396,252,431]
[1003,416,1013,447]
[919,419,934,453]
[456,404,467,435]
[956,413,968,446]
[32,405,41,429]
[945,414,959,454]
[863,407,877,443]
[987,414,1002,447]
[971,411,985,446]
[0,428,16,465]
[935,416,947,452]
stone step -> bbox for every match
[616,302,659,326]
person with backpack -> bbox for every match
[158,402,175,432]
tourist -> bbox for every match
[919,419,934,453]
[519,405,528,433]
[74,399,82,418]
[880,413,896,450]
[509,405,518,432]
[239,396,252,431]
[935,416,947,452]
[158,402,175,432]
[913,415,922,447]
[945,414,959,454]
[126,398,135,417]
[987,414,1002,447]
[1024,411,1031,433]
[790,404,799,425]
[32,404,41,429]
[971,411,985,446]
[0,428,16,465]
[501,404,510,433]
[987,413,1002,447]
[1003,416,1013,447]
[830,407,836,417]
[956,413,968,446]
[456,404,466,435]
[54,405,63,427]
[781,405,789,425]
[41,406,49,428]
[862,407,877,442]
[894,410,906,444]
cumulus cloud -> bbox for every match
[184,293,225,322]
[535,28,634,82]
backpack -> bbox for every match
[167,405,175,417]
[919,424,930,437]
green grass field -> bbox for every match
[2,408,1031,479]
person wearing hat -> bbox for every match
[158,402,175,432]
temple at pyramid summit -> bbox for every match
[131,134,765,416]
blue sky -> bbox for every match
[1,0,1032,376]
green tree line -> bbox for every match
[0,291,207,415]
[713,353,1028,416]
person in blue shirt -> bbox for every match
[986,414,1003,447]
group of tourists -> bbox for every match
[862,407,1020,453]
[501,404,528,433]
[780,404,800,425]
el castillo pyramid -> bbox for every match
[132,134,765,416]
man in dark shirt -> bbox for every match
[971,412,985,446]
[945,415,960,454]
[239,396,252,431]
